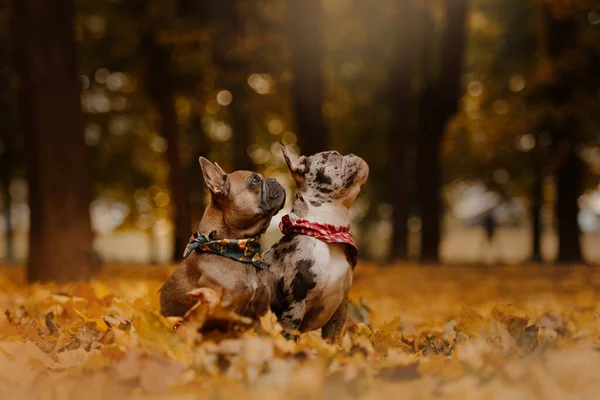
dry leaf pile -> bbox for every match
[1,263,600,399]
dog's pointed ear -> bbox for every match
[213,161,227,175]
[199,157,228,196]
[280,142,306,177]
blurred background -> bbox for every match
[1,0,600,276]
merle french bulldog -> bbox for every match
[265,143,369,340]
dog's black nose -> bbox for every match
[267,178,276,184]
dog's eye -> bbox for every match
[251,176,261,185]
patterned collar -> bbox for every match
[183,231,268,270]
[279,214,358,267]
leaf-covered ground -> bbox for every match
[1,263,600,400]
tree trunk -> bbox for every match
[530,162,543,262]
[0,76,14,263]
[13,0,96,282]
[416,104,443,263]
[142,32,192,262]
[388,0,419,261]
[544,5,582,264]
[555,144,582,263]
[0,133,13,263]
[286,0,327,156]
[416,0,468,263]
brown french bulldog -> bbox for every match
[159,157,286,319]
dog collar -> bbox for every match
[279,215,358,267]
[183,231,268,270]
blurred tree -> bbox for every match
[141,26,192,261]
[209,0,255,171]
[286,0,327,155]
[387,0,419,261]
[0,97,14,263]
[13,0,96,281]
[530,150,545,262]
[456,0,543,262]
[544,5,582,263]
[417,0,468,262]
[0,10,16,262]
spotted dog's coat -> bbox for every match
[266,144,369,340]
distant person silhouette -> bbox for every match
[483,211,496,243]
[481,208,502,265]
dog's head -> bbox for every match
[280,143,369,209]
[199,157,286,238]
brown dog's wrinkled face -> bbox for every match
[199,157,286,237]
[281,143,369,208]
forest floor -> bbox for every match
[1,263,600,399]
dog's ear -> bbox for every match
[280,143,307,179]
[199,157,229,196]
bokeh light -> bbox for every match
[508,74,526,92]
[516,133,535,152]
[247,73,273,95]
[216,90,233,106]
[94,68,110,84]
[267,119,284,135]
[468,81,483,97]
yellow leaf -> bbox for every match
[72,309,110,333]
[133,310,191,364]
[370,316,402,354]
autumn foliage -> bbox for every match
[1,264,600,399]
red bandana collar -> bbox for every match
[279,215,358,267]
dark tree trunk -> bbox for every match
[556,144,582,263]
[0,74,14,263]
[13,0,96,282]
[142,32,192,262]
[416,0,468,263]
[543,5,582,264]
[416,104,443,263]
[0,131,13,263]
[286,0,327,156]
[530,162,543,262]
[388,1,419,261]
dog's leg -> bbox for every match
[321,297,347,343]
[281,330,298,341]
[279,302,306,341]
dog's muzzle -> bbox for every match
[263,178,286,213]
